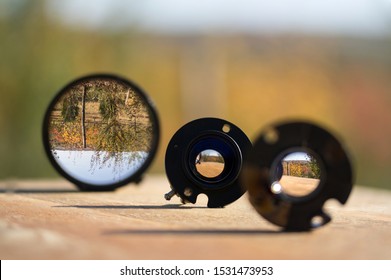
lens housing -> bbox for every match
[165,118,252,208]
[241,120,354,231]
[42,74,160,191]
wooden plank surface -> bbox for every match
[0,175,390,260]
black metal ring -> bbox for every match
[165,118,252,208]
[241,120,354,231]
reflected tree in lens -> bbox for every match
[306,154,321,179]
[61,90,79,122]
[48,77,153,184]
[281,152,321,179]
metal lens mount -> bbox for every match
[165,118,252,208]
[241,121,354,231]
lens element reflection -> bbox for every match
[195,149,225,178]
[272,151,321,197]
[48,77,154,186]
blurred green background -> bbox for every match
[1,0,390,189]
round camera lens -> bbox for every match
[43,74,159,191]
[241,121,353,231]
[194,149,225,179]
[165,118,252,208]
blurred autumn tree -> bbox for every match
[307,154,321,179]
[50,77,152,153]
[0,0,390,190]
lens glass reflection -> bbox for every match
[48,77,154,185]
[195,149,225,178]
[271,151,321,197]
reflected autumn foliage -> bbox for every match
[48,77,153,181]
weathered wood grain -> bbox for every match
[0,176,390,260]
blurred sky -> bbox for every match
[42,0,391,36]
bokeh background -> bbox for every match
[1,0,390,190]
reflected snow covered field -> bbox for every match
[52,150,147,185]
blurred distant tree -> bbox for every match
[289,162,305,178]
[125,89,144,134]
[307,154,321,179]
[61,90,79,122]
[99,92,121,121]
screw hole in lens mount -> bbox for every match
[311,215,325,228]
[184,187,193,197]
[263,127,279,144]
[222,124,231,133]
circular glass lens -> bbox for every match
[271,151,322,197]
[45,75,158,188]
[195,149,225,178]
